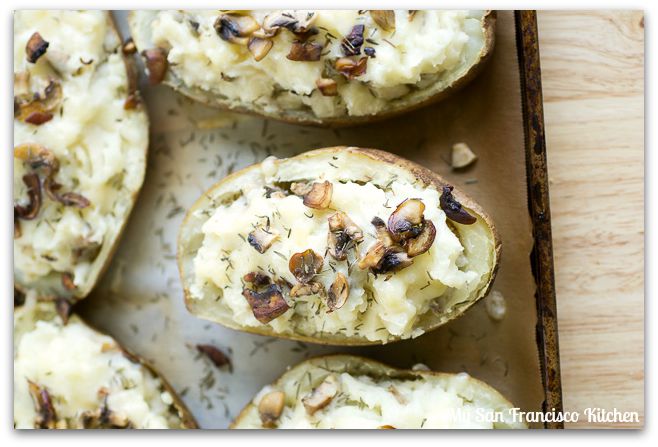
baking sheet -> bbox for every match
[77,10,545,428]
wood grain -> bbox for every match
[537,11,644,428]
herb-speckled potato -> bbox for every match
[13,293,197,429]
[178,147,500,345]
[231,355,525,429]
[13,11,148,300]
[129,10,495,126]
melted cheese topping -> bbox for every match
[190,163,481,342]
[244,367,522,429]
[13,11,148,298]
[145,10,483,118]
[14,299,185,429]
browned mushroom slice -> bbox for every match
[14,143,59,171]
[287,41,323,62]
[14,173,41,221]
[290,181,312,196]
[45,185,90,208]
[302,375,339,415]
[141,47,169,85]
[388,199,425,242]
[370,216,395,247]
[242,283,289,324]
[122,38,137,55]
[248,225,279,254]
[289,249,323,284]
[215,14,260,45]
[15,78,63,125]
[370,10,396,31]
[302,181,333,209]
[27,380,57,429]
[261,11,317,36]
[405,220,436,257]
[243,271,272,287]
[335,57,368,79]
[374,248,413,274]
[357,240,386,270]
[25,32,49,63]
[258,390,285,428]
[327,211,363,260]
[341,24,365,56]
[439,185,476,225]
[248,37,273,61]
[315,78,338,96]
[327,272,349,312]
[290,281,325,298]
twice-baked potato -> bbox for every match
[13,292,197,429]
[231,355,525,429]
[178,147,499,345]
[13,11,148,300]
[129,10,495,126]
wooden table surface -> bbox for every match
[537,11,644,428]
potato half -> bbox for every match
[231,355,525,429]
[129,10,495,126]
[13,11,148,300]
[178,147,500,345]
[13,293,197,429]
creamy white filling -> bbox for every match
[252,371,516,429]
[147,10,480,117]
[13,11,147,296]
[190,167,479,342]
[13,300,182,429]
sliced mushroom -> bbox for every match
[15,78,62,125]
[215,14,260,45]
[14,143,58,171]
[290,281,325,298]
[258,390,285,428]
[370,216,395,247]
[290,181,312,196]
[289,249,323,284]
[357,240,387,271]
[248,37,273,61]
[302,375,339,415]
[302,181,333,209]
[122,38,137,55]
[80,391,132,429]
[451,142,477,169]
[370,10,396,31]
[335,57,368,79]
[364,47,376,57]
[242,273,290,324]
[327,272,349,312]
[27,380,57,429]
[286,41,323,62]
[46,186,90,208]
[141,48,169,85]
[14,173,41,221]
[404,220,436,257]
[374,248,413,274]
[248,225,279,254]
[25,32,49,63]
[327,211,363,260]
[387,199,425,242]
[439,186,476,225]
[316,78,338,96]
[341,24,365,56]
[261,11,317,36]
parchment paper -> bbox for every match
[78,11,544,428]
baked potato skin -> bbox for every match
[230,354,523,429]
[128,11,496,128]
[178,146,500,346]
[13,298,198,429]
[13,12,149,301]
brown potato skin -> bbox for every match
[129,11,496,127]
[14,12,149,301]
[178,146,500,347]
[230,354,522,429]
[14,299,198,429]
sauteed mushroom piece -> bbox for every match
[315,78,338,96]
[242,273,290,324]
[248,37,273,61]
[25,32,49,63]
[215,14,260,45]
[327,272,349,312]
[387,199,425,242]
[287,41,323,62]
[258,390,285,427]
[439,185,476,225]
[248,224,279,254]
[289,249,324,284]
[302,375,339,415]
[290,281,325,298]
[327,211,363,260]
[301,181,333,209]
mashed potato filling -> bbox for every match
[13,11,147,298]
[237,359,524,429]
[14,298,186,429]
[146,10,483,117]
[189,158,481,342]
